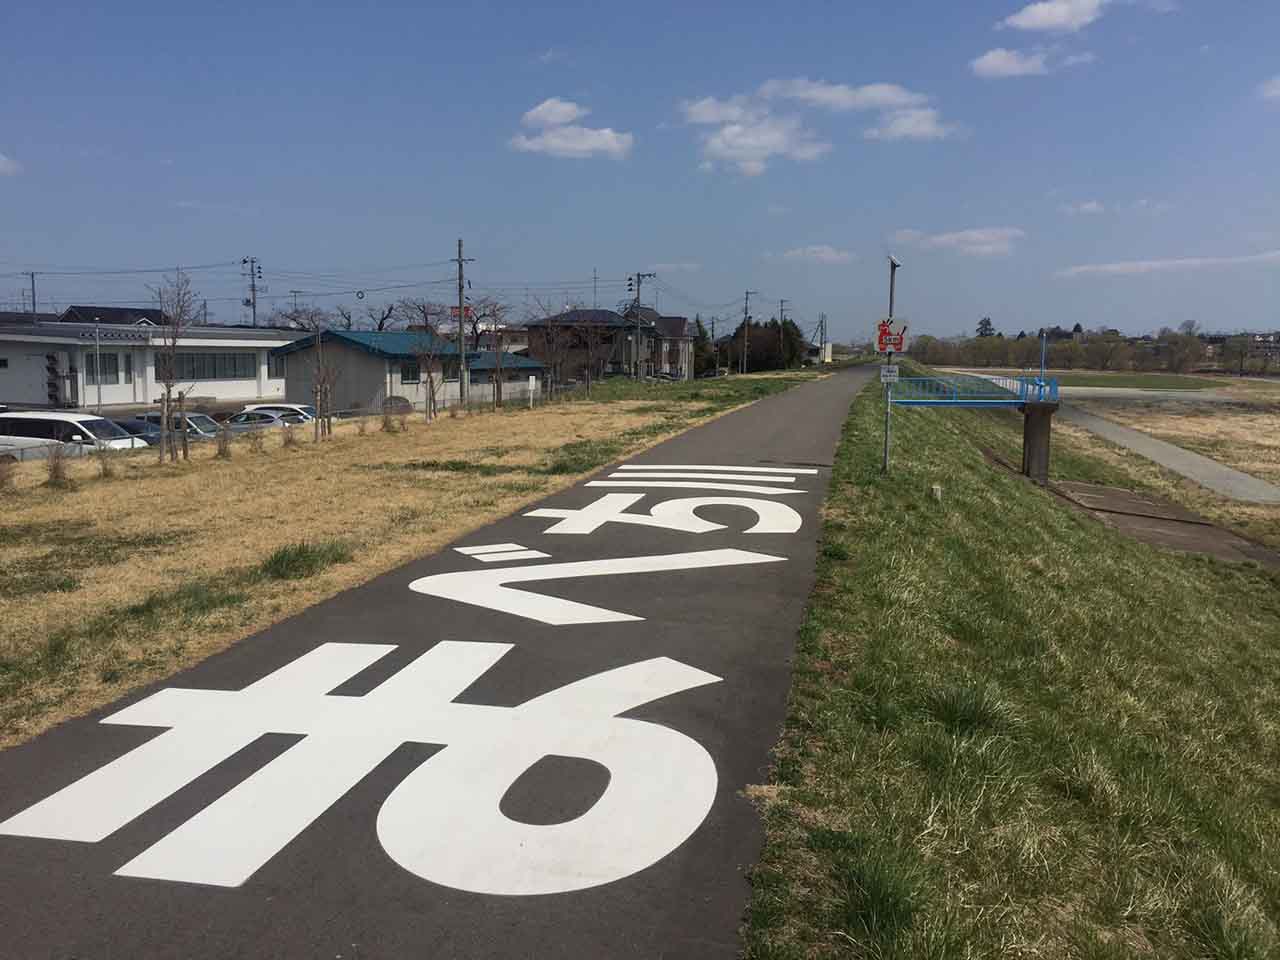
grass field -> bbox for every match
[0,372,815,746]
[744,381,1280,958]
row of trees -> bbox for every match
[913,324,1273,376]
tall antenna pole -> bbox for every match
[25,272,37,320]
[742,290,757,374]
[454,238,475,406]
[242,257,261,327]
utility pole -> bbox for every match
[741,290,757,374]
[818,312,828,364]
[24,272,36,321]
[454,238,475,406]
[711,316,718,374]
[242,257,261,327]
[778,298,789,368]
[627,271,656,379]
[593,267,598,309]
[289,289,302,313]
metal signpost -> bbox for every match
[878,257,908,474]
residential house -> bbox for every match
[626,307,695,381]
[0,306,303,410]
[269,329,543,414]
[524,309,654,383]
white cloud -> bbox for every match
[681,95,761,125]
[865,108,954,141]
[1060,199,1105,214]
[759,77,927,111]
[1062,51,1098,67]
[522,97,589,128]
[0,153,22,176]
[767,203,791,215]
[510,125,633,159]
[782,245,855,264]
[1000,0,1106,33]
[1058,249,1280,277]
[896,227,1026,256]
[1261,75,1280,101]
[652,262,701,273]
[537,48,561,64]
[1132,197,1173,213]
[703,113,830,176]
[971,48,1050,77]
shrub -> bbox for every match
[381,412,397,433]
[215,423,232,460]
[95,446,118,479]
[45,445,71,489]
[396,414,408,433]
[0,457,16,494]
[281,424,299,449]
[355,417,369,436]
[246,430,265,453]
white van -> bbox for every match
[0,411,145,457]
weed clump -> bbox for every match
[258,540,353,580]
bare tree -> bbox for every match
[152,270,200,464]
[528,296,573,401]
[335,305,355,330]
[395,298,450,420]
[365,303,397,331]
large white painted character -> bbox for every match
[0,642,721,895]
[408,548,787,625]
[526,493,803,536]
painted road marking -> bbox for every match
[2,642,721,895]
[409,549,786,624]
[527,493,802,536]
[606,472,796,483]
[473,549,552,563]
[615,464,819,474]
[586,480,804,495]
[455,543,527,556]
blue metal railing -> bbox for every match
[890,375,1058,406]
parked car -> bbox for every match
[112,417,163,446]
[136,411,222,440]
[224,410,305,432]
[240,403,317,421]
[0,411,147,456]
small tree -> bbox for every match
[152,270,200,464]
[396,298,450,420]
[365,303,397,331]
[1221,336,1250,377]
[976,317,996,338]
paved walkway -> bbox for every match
[1059,406,1280,504]
[0,366,875,959]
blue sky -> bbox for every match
[2,0,1278,341]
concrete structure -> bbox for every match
[271,330,543,414]
[1020,401,1059,486]
[0,309,303,411]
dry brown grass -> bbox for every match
[1055,418,1280,548]
[0,393,750,745]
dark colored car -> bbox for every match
[111,418,163,445]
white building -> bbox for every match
[0,307,305,411]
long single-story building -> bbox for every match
[269,329,543,413]
[0,306,305,411]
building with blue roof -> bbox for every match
[270,329,542,414]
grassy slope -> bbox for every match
[745,382,1280,958]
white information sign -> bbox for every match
[880,365,900,384]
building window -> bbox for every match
[123,354,133,384]
[85,352,120,385]
[400,361,420,384]
[269,354,286,378]
[158,352,256,382]
[0,358,8,370]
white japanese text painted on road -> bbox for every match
[0,642,720,895]
[527,493,802,536]
[408,549,786,624]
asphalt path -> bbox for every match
[0,365,873,960]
